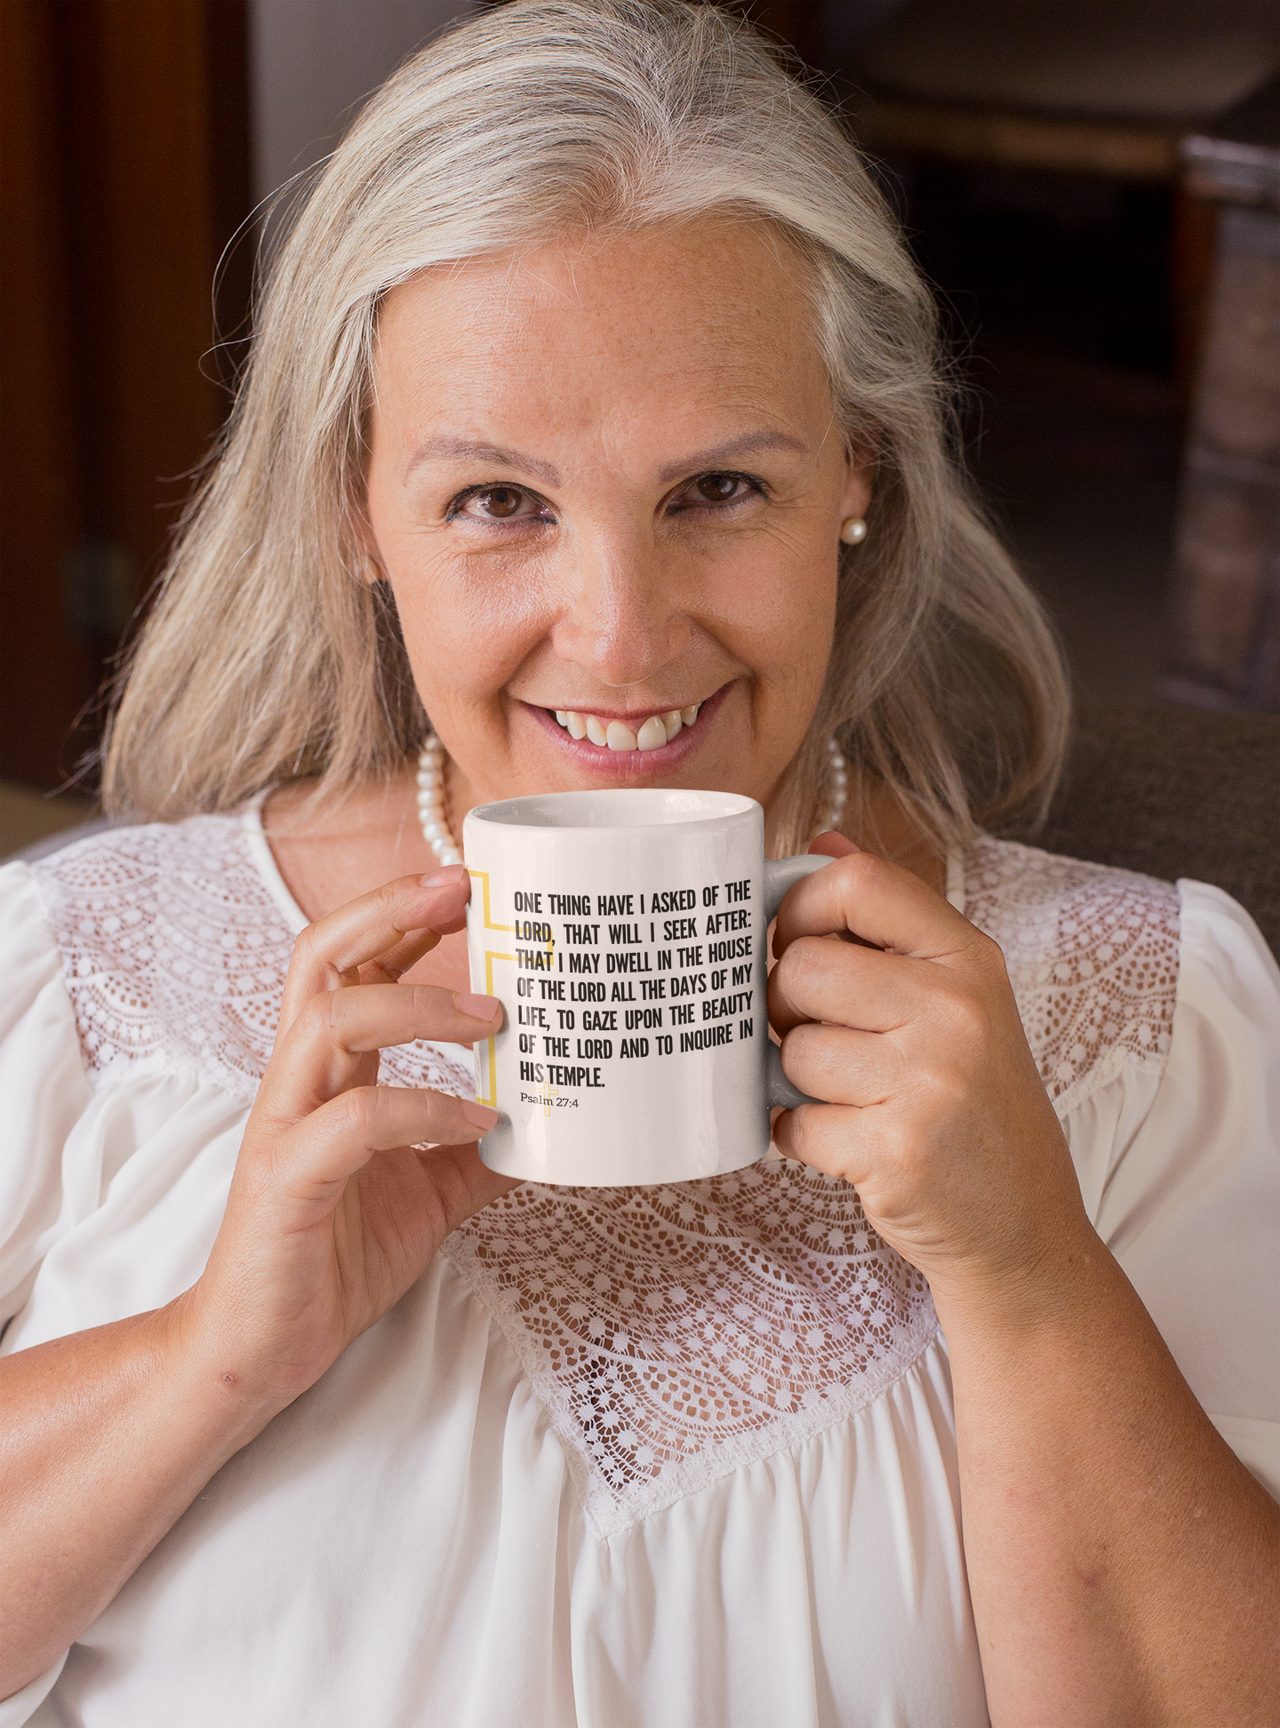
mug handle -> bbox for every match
[763,852,835,1111]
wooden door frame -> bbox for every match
[0,0,252,790]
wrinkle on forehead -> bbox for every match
[381,212,820,348]
[371,217,834,475]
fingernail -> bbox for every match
[454,991,501,1022]
[420,864,467,888]
[461,1099,499,1131]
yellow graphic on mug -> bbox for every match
[469,869,553,1108]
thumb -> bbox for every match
[809,829,859,860]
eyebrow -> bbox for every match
[402,427,810,490]
[656,429,809,483]
[404,438,562,488]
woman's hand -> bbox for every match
[1,865,518,1695]
[769,835,1087,1304]
[772,837,1280,1727]
[177,864,515,1406]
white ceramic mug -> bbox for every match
[463,788,832,1186]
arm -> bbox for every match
[770,841,1279,1728]
[940,1224,1277,1727]
[0,867,510,1698]
[0,1304,286,1697]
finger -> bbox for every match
[806,832,878,944]
[770,934,909,1034]
[357,921,461,986]
[264,984,501,1117]
[769,934,973,1035]
[268,1086,499,1200]
[771,1101,874,1189]
[773,849,977,963]
[280,868,470,1031]
[775,1020,902,1108]
[414,1139,522,1223]
[809,830,860,859]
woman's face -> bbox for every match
[365,218,870,816]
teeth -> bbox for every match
[551,702,702,751]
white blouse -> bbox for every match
[1,813,1277,1728]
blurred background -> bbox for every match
[3,0,1278,857]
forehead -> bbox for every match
[372,218,831,443]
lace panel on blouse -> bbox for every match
[443,1167,935,1534]
[31,820,1179,1533]
[29,816,467,1100]
[963,836,1179,1116]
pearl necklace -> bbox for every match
[415,732,463,866]
[415,733,849,867]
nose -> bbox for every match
[549,523,692,691]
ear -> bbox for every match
[351,504,387,587]
[839,443,874,525]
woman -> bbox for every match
[2,3,1276,1723]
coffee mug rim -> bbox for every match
[464,787,760,835]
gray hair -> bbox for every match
[103,0,1069,855]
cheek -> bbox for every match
[383,538,552,705]
[709,525,838,681]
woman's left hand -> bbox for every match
[769,834,1089,1303]
[772,835,1280,1728]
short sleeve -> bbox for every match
[0,861,93,1329]
[1068,881,1280,1498]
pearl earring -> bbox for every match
[839,517,867,545]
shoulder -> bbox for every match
[25,814,296,1096]
[962,836,1181,1115]
[0,854,57,965]
[1168,878,1280,1091]
[0,856,73,1042]
[1176,877,1280,992]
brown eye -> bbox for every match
[479,486,524,517]
[695,473,741,503]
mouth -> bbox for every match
[522,685,728,775]
[553,701,701,751]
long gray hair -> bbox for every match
[103,0,1069,855]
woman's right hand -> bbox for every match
[175,863,514,1410]
[1,865,513,1695]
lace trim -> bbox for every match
[441,1166,936,1535]
[963,837,1179,1117]
[29,819,469,1101]
[28,818,1179,1532]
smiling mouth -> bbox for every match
[548,703,703,752]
